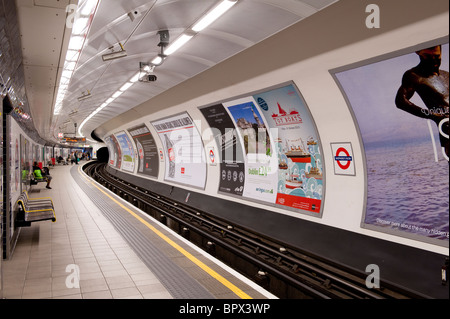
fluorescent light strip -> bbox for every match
[53,1,98,115]
[192,0,237,32]
[165,34,193,55]
[78,1,238,133]
[78,72,140,136]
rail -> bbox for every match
[83,161,420,299]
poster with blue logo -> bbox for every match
[253,84,324,214]
[333,41,449,245]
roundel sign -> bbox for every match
[207,147,217,166]
[331,143,355,176]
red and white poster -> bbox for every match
[151,112,207,189]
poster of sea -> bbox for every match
[333,41,449,245]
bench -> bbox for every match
[16,191,56,227]
[30,169,50,186]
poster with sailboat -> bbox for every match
[254,84,324,214]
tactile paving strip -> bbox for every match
[71,166,215,299]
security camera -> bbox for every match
[140,74,157,82]
[128,10,141,21]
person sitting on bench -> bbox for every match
[32,162,53,189]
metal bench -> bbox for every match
[16,191,56,227]
[30,169,51,186]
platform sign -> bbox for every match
[151,112,207,189]
[331,143,355,176]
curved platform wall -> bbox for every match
[96,0,449,255]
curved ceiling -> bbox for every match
[16,0,338,144]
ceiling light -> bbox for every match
[192,0,238,32]
[112,91,123,98]
[151,56,163,65]
[120,82,133,91]
[64,61,77,71]
[129,72,141,83]
[79,0,98,16]
[71,17,89,35]
[165,34,193,55]
[68,36,85,50]
[102,43,127,61]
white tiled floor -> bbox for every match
[2,162,172,299]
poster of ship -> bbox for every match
[254,84,323,215]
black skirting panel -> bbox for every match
[105,166,448,299]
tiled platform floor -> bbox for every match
[2,162,172,299]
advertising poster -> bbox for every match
[333,41,449,244]
[103,136,115,167]
[127,124,159,178]
[151,112,207,189]
[115,131,135,172]
[254,84,324,213]
[104,135,120,168]
[110,134,122,169]
[223,97,278,204]
[199,103,245,196]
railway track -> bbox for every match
[83,161,420,299]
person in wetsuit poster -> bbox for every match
[395,45,449,161]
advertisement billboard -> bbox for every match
[114,131,135,173]
[127,124,159,178]
[151,112,207,189]
[332,40,449,245]
[200,82,324,216]
[199,103,245,196]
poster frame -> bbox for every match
[127,123,160,179]
[114,130,136,173]
[330,36,449,247]
[151,111,208,190]
[198,80,326,218]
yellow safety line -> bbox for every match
[78,167,252,299]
